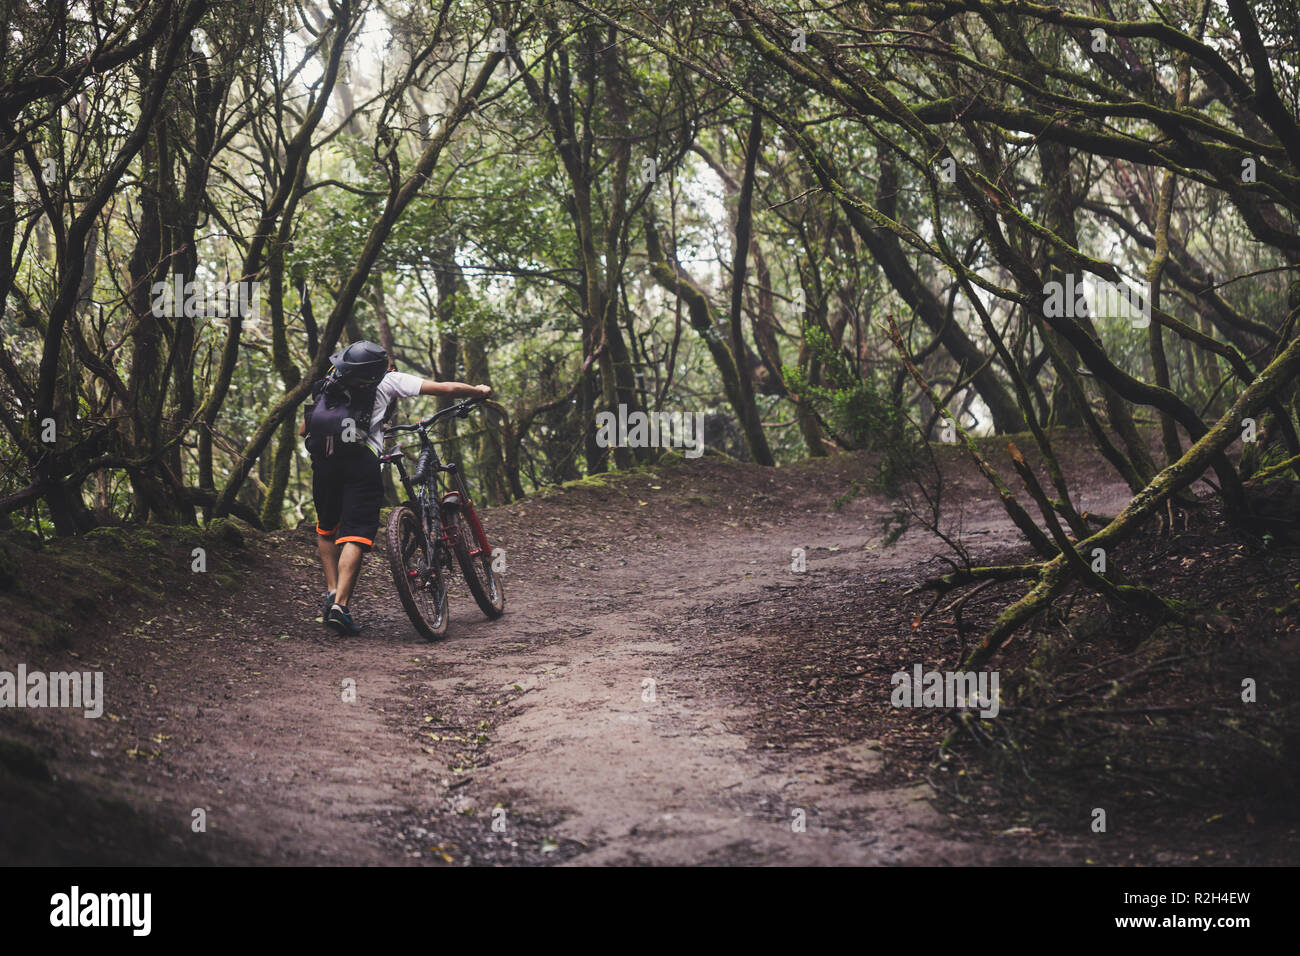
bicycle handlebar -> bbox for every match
[384,395,484,435]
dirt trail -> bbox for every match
[2,445,1139,865]
[419,456,1132,865]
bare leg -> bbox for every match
[317,536,340,593]
[335,542,366,606]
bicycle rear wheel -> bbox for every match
[449,509,504,619]
[386,504,449,640]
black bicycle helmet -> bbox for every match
[329,340,389,383]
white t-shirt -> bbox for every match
[366,370,425,456]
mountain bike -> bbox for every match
[380,397,505,640]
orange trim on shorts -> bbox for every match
[335,535,373,547]
[316,525,338,536]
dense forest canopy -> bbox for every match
[2,0,1298,651]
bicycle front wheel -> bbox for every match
[386,504,449,640]
[449,509,505,619]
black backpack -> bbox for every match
[304,368,389,455]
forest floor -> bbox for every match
[2,431,1298,865]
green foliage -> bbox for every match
[784,323,918,493]
[784,325,881,448]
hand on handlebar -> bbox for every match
[455,386,491,417]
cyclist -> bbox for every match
[300,340,491,634]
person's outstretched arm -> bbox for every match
[420,380,491,399]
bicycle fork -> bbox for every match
[440,463,491,559]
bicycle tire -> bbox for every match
[448,509,505,619]
[386,504,449,640]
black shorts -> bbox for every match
[311,446,383,550]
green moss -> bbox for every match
[551,471,622,494]
[205,517,245,548]
[84,526,130,547]
[169,524,208,549]
[215,572,243,592]
[83,525,165,554]
[49,547,126,588]
[570,472,620,489]
[655,448,685,467]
